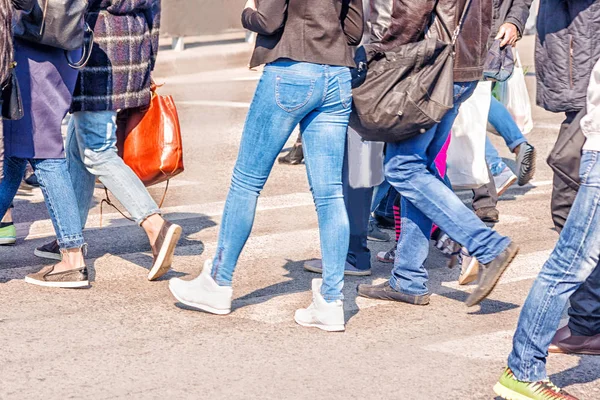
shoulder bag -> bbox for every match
[350,0,473,143]
[1,65,24,120]
[13,0,93,68]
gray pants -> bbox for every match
[548,109,600,336]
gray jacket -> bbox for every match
[536,0,600,113]
[489,0,533,47]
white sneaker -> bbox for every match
[493,167,518,196]
[294,279,345,332]
[168,260,233,315]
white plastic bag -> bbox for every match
[447,81,492,190]
[495,49,533,134]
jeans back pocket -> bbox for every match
[275,75,316,113]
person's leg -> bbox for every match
[360,82,513,305]
[70,111,161,228]
[343,151,374,271]
[507,150,600,382]
[210,64,324,287]
[485,136,507,176]
[300,70,352,301]
[70,110,181,280]
[488,96,527,152]
[568,260,600,337]
[0,157,27,224]
[65,116,96,229]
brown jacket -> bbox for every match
[372,0,492,82]
[242,0,364,69]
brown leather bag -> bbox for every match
[116,84,184,187]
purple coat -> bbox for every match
[3,40,79,159]
[70,0,161,112]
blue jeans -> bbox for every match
[66,111,160,227]
[508,150,600,382]
[211,60,352,302]
[0,157,84,249]
[385,82,511,295]
[486,96,528,175]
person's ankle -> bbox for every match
[55,248,86,271]
[142,214,164,245]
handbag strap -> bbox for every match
[451,0,474,46]
[99,181,170,227]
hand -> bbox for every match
[496,23,519,47]
[244,0,256,10]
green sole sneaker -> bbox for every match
[493,368,579,400]
[0,224,17,245]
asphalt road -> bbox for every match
[1,36,599,399]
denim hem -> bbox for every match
[321,291,344,302]
[136,209,161,226]
[508,138,527,153]
[389,275,430,297]
[57,236,86,249]
[508,357,548,383]
[476,237,511,265]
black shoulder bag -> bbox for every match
[1,64,24,120]
[350,0,473,143]
[13,0,93,69]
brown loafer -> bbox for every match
[148,221,182,281]
[549,326,600,355]
[25,265,89,288]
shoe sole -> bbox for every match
[493,382,533,400]
[0,238,16,245]
[148,224,182,281]
[376,255,395,264]
[497,175,518,197]
[548,345,600,355]
[357,288,431,305]
[458,259,479,286]
[367,235,390,242]
[466,246,519,307]
[34,249,62,261]
[303,264,372,276]
[169,284,231,315]
[24,276,90,288]
[517,147,537,186]
[294,319,345,332]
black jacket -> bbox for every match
[242,0,364,69]
[536,0,600,113]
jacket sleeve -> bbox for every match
[369,0,393,41]
[504,0,533,36]
[11,0,33,11]
[242,0,288,36]
[341,0,364,46]
[144,0,161,72]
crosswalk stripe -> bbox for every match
[14,192,315,240]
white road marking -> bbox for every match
[178,100,251,108]
[14,192,316,240]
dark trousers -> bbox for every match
[472,166,498,211]
[343,144,373,271]
[548,110,600,336]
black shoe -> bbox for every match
[34,240,62,261]
[367,221,390,242]
[466,241,519,307]
[374,214,395,229]
[278,144,304,165]
[357,281,430,305]
[24,172,40,187]
[516,143,536,186]
[475,207,500,223]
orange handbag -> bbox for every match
[116,84,184,187]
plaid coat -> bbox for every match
[71,0,161,112]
